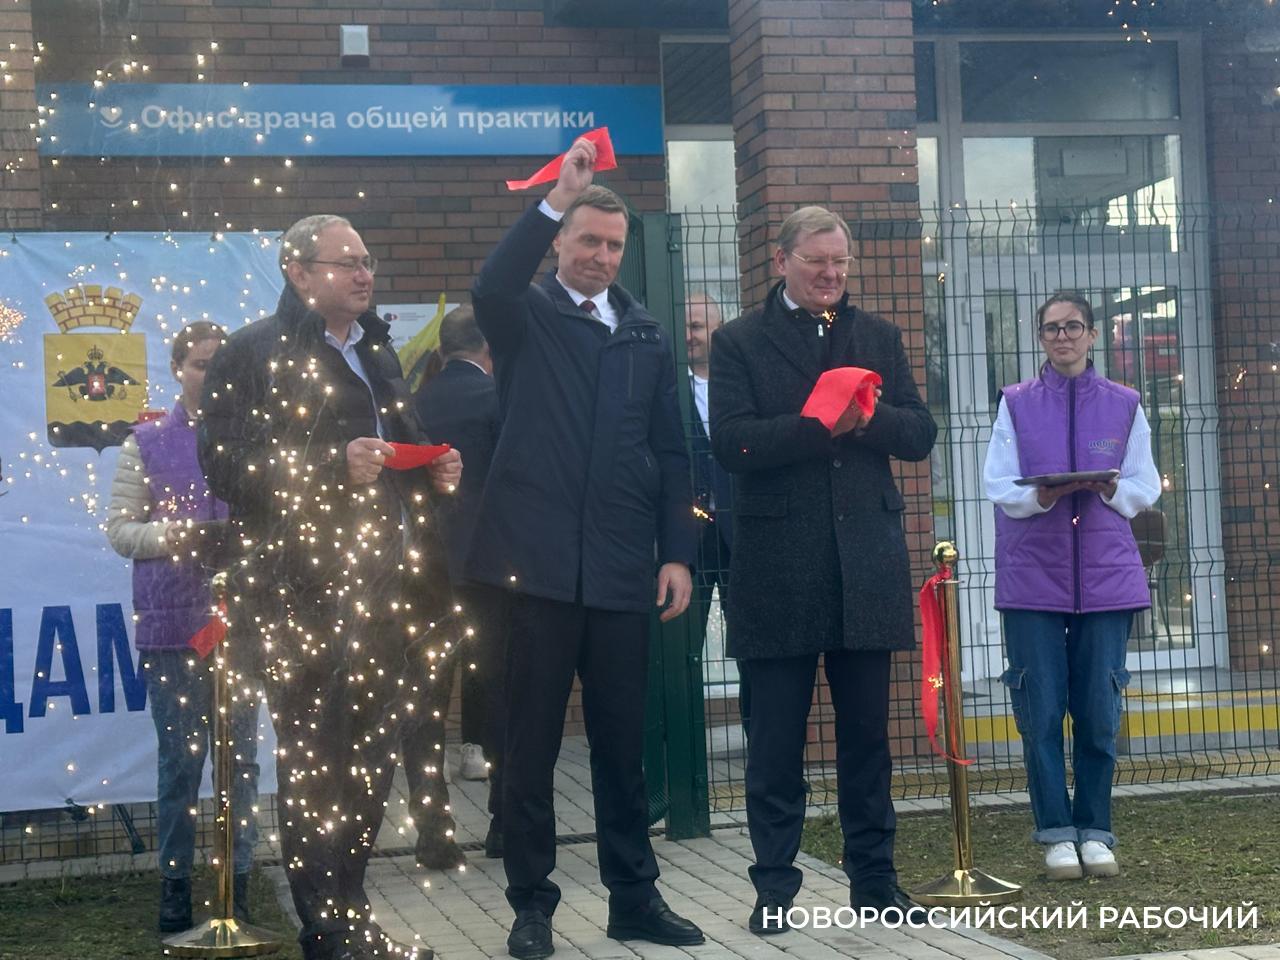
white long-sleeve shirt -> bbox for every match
[105,434,172,560]
[983,396,1162,520]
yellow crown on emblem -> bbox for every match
[44,285,143,333]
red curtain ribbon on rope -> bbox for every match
[384,442,451,470]
[801,367,883,432]
[505,127,619,191]
[189,599,227,659]
[918,567,974,766]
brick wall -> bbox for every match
[1204,26,1280,672]
[727,1,935,763]
[32,0,666,298]
[0,0,40,229]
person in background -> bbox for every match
[410,305,510,865]
[684,291,734,637]
[983,291,1161,881]
[106,321,261,935]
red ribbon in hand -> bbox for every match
[505,127,618,191]
[189,599,228,659]
[801,367,883,433]
[918,567,974,766]
[384,442,451,470]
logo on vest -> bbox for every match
[1088,437,1123,455]
[43,284,148,452]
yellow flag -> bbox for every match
[398,293,448,392]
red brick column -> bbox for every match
[0,0,41,229]
[1204,27,1280,672]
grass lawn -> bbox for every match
[0,867,303,960]
[802,791,1280,960]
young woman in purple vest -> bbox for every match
[983,292,1161,881]
[106,322,261,933]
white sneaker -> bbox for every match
[1079,840,1119,877]
[1044,841,1083,880]
[459,743,489,781]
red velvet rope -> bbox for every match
[919,567,973,766]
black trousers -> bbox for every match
[401,583,511,835]
[502,593,658,916]
[693,520,730,638]
[739,650,897,903]
[258,610,408,944]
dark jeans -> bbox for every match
[739,650,896,902]
[502,593,658,917]
[402,583,511,834]
[140,649,261,879]
[1001,609,1133,847]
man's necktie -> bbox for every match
[581,300,597,316]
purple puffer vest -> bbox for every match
[994,363,1150,613]
[131,402,228,650]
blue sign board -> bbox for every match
[37,83,664,157]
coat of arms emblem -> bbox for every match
[43,285,147,452]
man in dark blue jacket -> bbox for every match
[411,305,509,864]
[469,137,702,960]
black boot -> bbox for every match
[233,872,251,924]
[158,876,193,933]
[483,821,503,859]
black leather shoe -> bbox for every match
[415,831,467,870]
[484,822,504,859]
[507,909,553,959]
[851,884,927,924]
[749,893,794,936]
[158,876,193,933]
[358,920,432,959]
[606,896,704,946]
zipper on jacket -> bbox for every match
[1069,376,1082,613]
[628,343,635,400]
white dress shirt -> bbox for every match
[325,321,385,439]
[983,395,1162,519]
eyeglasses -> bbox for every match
[305,256,378,275]
[786,251,854,270]
[1039,321,1089,341]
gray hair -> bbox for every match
[278,214,352,272]
[777,206,853,254]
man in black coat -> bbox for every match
[411,305,509,863]
[199,214,463,960]
[469,137,703,959]
[709,206,937,935]
[684,291,734,636]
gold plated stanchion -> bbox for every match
[913,542,1022,907]
[164,574,282,957]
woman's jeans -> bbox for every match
[142,649,261,879]
[1001,610,1133,848]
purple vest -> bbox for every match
[131,403,228,650]
[994,364,1150,613]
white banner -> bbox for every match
[0,232,288,812]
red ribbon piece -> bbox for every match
[189,599,227,659]
[505,127,619,191]
[801,367,883,432]
[384,442,451,471]
[918,568,974,766]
